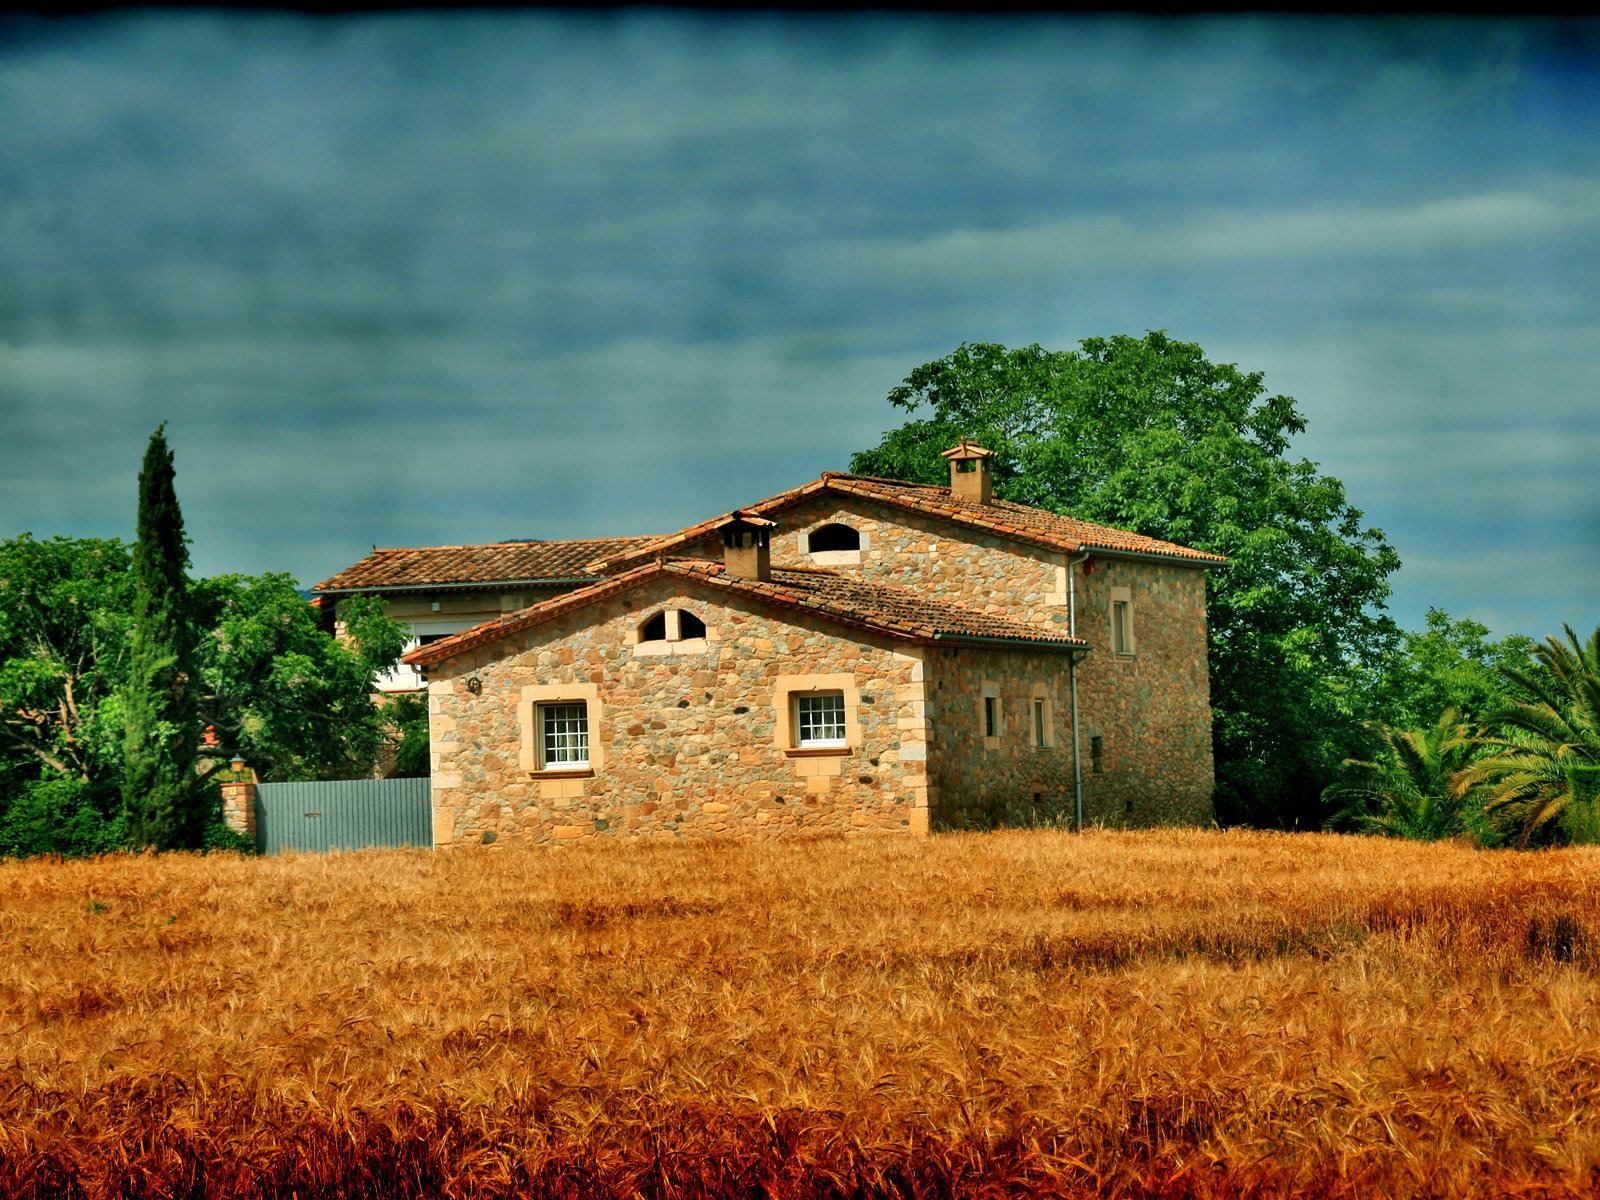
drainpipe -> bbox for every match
[1067,551,1091,832]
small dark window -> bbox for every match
[1090,735,1105,774]
[808,523,860,553]
[679,611,706,638]
[984,696,998,739]
[1034,698,1047,748]
[640,612,668,642]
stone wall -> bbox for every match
[673,494,1215,827]
[674,496,1071,629]
[426,575,930,847]
[1072,556,1214,826]
[418,492,1214,843]
[921,645,1079,830]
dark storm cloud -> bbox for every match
[1,13,1597,638]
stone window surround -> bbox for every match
[980,680,1001,751]
[519,682,605,777]
[773,672,862,757]
[1110,585,1136,657]
[1030,682,1057,750]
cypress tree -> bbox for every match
[122,425,200,849]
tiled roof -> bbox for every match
[404,559,1087,667]
[585,473,1224,573]
[313,537,662,594]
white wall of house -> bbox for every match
[375,615,493,693]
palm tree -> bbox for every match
[1323,709,1478,840]
[1457,625,1600,847]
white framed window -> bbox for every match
[1110,586,1135,657]
[540,702,589,768]
[795,692,847,747]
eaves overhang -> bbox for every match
[314,577,601,597]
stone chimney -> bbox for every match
[941,438,996,504]
[716,511,777,581]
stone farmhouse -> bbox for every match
[314,442,1223,848]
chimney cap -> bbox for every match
[713,509,778,532]
[940,438,996,461]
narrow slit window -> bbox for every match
[1111,597,1133,656]
[984,696,998,739]
[1034,698,1046,748]
[796,693,847,747]
[1090,735,1104,775]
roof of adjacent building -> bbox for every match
[403,559,1088,667]
[585,472,1225,574]
[312,537,662,595]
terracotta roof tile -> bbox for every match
[404,559,1086,668]
[584,475,1224,573]
[313,537,662,594]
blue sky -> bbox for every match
[2,13,1596,639]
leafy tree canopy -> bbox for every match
[192,577,408,783]
[0,535,410,855]
[1359,607,1535,732]
[851,333,1403,827]
[0,534,133,787]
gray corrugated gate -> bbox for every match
[256,777,433,853]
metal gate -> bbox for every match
[256,777,433,854]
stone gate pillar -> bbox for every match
[220,756,258,842]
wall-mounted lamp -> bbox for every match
[465,676,482,695]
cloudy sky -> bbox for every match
[2,13,1596,640]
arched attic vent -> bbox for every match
[808,523,860,553]
[640,609,707,643]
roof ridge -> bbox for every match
[359,534,661,555]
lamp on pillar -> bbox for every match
[220,754,258,843]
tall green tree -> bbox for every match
[1459,625,1600,847]
[122,426,201,850]
[850,334,1403,828]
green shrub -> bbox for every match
[0,778,126,858]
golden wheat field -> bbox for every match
[2,829,1599,1199]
